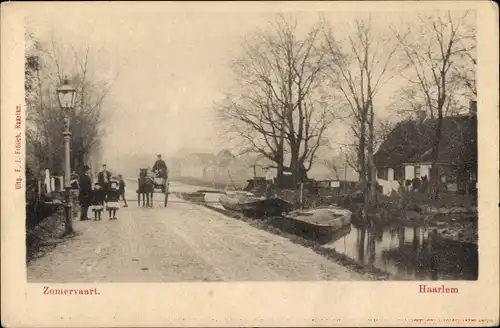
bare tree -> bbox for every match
[25,31,111,175]
[453,19,476,98]
[217,14,334,187]
[323,16,402,207]
[392,10,475,198]
[324,158,341,180]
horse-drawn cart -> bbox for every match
[153,169,169,207]
[137,168,170,207]
[152,173,167,193]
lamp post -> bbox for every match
[56,79,77,234]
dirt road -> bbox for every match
[27,183,369,282]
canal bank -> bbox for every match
[179,191,478,280]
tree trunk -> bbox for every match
[290,156,299,187]
[359,128,370,223]
[289,142,300,187]
[276,154,284,191]
[298,163,308,182]
[276,163,283,190]
[276,127,285,190]
[358,131,366,184]
[430,115,443,200]
[367,104,377,206]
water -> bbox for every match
[326,223,478,280]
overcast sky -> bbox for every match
[24,3,474,176]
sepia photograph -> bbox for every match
[2,1,498,327]
[24,6,478,283]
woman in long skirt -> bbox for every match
[106,181,121,220]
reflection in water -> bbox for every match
[327,222,478,280]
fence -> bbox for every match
[26,169,79,230]
[26,178,59,229]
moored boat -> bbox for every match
[181,191,206,203]
[219,190,292,217]
[264,205,353,244]
[285,205,352,231]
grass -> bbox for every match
[26,208,77,264]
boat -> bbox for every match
[219,190,293,217]
[276,205,352,242]
[262,205,353,244]
[180,191,206,203]
[286,205,352,230]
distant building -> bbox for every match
[374,101,477,193]
[167,157,182,177]
[180,153,215,179]
[177,149,277,187]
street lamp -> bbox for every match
[56,79,77,234]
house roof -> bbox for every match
[215,149,236,166]
[216,149,234,158]
[374,115,477,168]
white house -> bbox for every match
[374,104,477,194]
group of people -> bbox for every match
[77,164,128,221]
[75,155,168,220]
[403,175,429,193]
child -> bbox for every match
[90,182,105,221]
[118,174,128,207]
[106,181,121,220]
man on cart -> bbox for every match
[152,154,168,179]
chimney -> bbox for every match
[469,100,477,117]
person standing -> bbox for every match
[106,181,121,220]
[89,182,105,221]
[78,165,92,221]
[69,170,80,217]
[117,174,128,207]
[98,164,112,193]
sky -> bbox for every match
[24,3,475,177]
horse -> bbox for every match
[137,168,154,207]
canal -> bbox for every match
[324,222,478,280]
[200,191,478,280]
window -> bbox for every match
[414,166,421,178]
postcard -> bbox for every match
[1,1,499,327]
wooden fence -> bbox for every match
[26,169,79,230]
